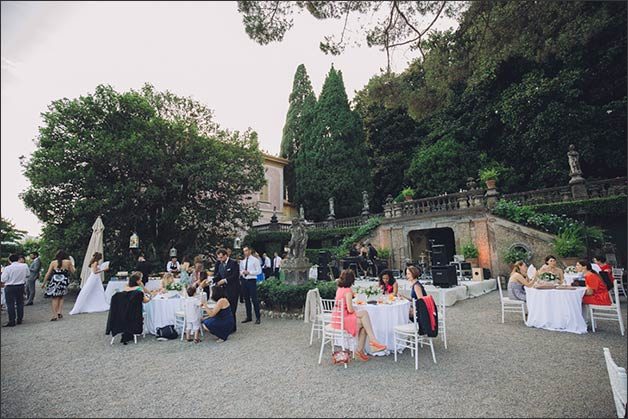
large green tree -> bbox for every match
[297,66,371,220]
[0,217,26,265]
[280,64,317,204]
[21,84,265,272]
[355,1,626,198]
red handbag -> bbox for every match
[331,350,351,365]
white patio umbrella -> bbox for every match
[80,216,105,288]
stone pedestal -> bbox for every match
[282,257,312,285]
[485,187,500,209]
[569,177,588,200]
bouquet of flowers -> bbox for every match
[538,272,558,282]
[166,282,183,292]
[564,266,578,274]
[354,285,382,299]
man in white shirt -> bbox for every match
[262,252,272,279]
[240,246,262,324]
[166,257,180,274]
[1,254,30,327]
[273,252,282,278]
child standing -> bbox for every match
[184,285,202,343]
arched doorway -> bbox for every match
[408,228,456,267]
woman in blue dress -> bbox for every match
[201,284,234,342]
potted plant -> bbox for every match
[401,187,415,201]
[479,167,500,189]
[461,241,479,267]
[553,225,586,267]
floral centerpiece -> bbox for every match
[537,272,559,286]
[354,285,382,300]
[564,265,578,274]
[166,282,183,292]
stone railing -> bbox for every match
[501,185,572,205]
[384,191,486,218]
[586,177,627,198]
[251,177,626,229]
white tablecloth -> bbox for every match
[335,300,410,355]
[526,287,587,334]
[104,279,161,304]
[143,296,183,335]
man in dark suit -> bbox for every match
[212,248,240,332]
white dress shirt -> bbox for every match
[166,261,180,273]
[1,262,30,285]
[240,256,262,280]
[273,256,282,269]
[264,256,271,269]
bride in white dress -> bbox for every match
[69,252,110,315]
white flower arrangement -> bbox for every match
[354,284,382,298]
[166,282,183,291]
[539,272,558,282]
[564,266,577,274]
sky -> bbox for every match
[1,1,458,237]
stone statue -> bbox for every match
[299,205,305,220]
[362,191,370,212]
[287,217,308,260]
[567,144,582,175]
[329,197,335,216]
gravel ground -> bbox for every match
[1,289,626,418]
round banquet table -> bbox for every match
[143,296,183,335]
[104,279,162,304]
[346,300,411,355]
[525,287,587,334]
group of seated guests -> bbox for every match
[121,271,234,344]
[507,254,615,306]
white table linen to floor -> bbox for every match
[104,279,161,304]
[143,296,183,335]
[335,300,410,355]
[526,287,587,334]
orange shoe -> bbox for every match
[369,341,387,352]
[356,350,370,361]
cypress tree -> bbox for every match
[280,64,316,203]
[298,66,372,220]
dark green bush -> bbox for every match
[531,196,627,218]
[258,278,337,311]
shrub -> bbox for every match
[334,217,381,257]
[377,247,391,260]
[257,278,337,311]
[401,187,414,198]
[552,225,587,257]
[460,242,478,259]
[503,246,531,264]
[479,166,500,182]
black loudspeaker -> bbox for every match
[431,244,447,267]
[432,265,458,288]
[483,268,491,279]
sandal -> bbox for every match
[58,313,63,319]
[194,338,200,344]
[187,338,193,342]
[369,341,387,352]
[50,317,57,321]
[356,350,370,361]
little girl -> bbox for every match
[184,285,202,343]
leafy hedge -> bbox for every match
[334,217,382,257]
[492,200,580,234]
[257,278,337,311]
[531,196,627,218]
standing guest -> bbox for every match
[25,251,41,306]
[349,243,360,257]
[273,252,282,278]
[332,269,387,361]
[201,285,235,342]
[378,270,398,296]
[578,261,612,306]
[69,252,110,315]
[240,246,262,325]
[593,256,614,283]
[262,252,272,279]
[1,254,29,327]
[184,285,202,343]
[226,247,233,258]
[191,260,209,297]
[536,255,564,285]
[42,250,75,321]
[212,248,240,332]
[166,256,180,274]
[508,261,536,302]
[179,256,193,286]
[135,252,152,286]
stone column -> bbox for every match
[384,194,393,218]
[484,184,500,209]
[567,144,588,199]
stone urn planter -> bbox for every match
[485,179,496,189]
